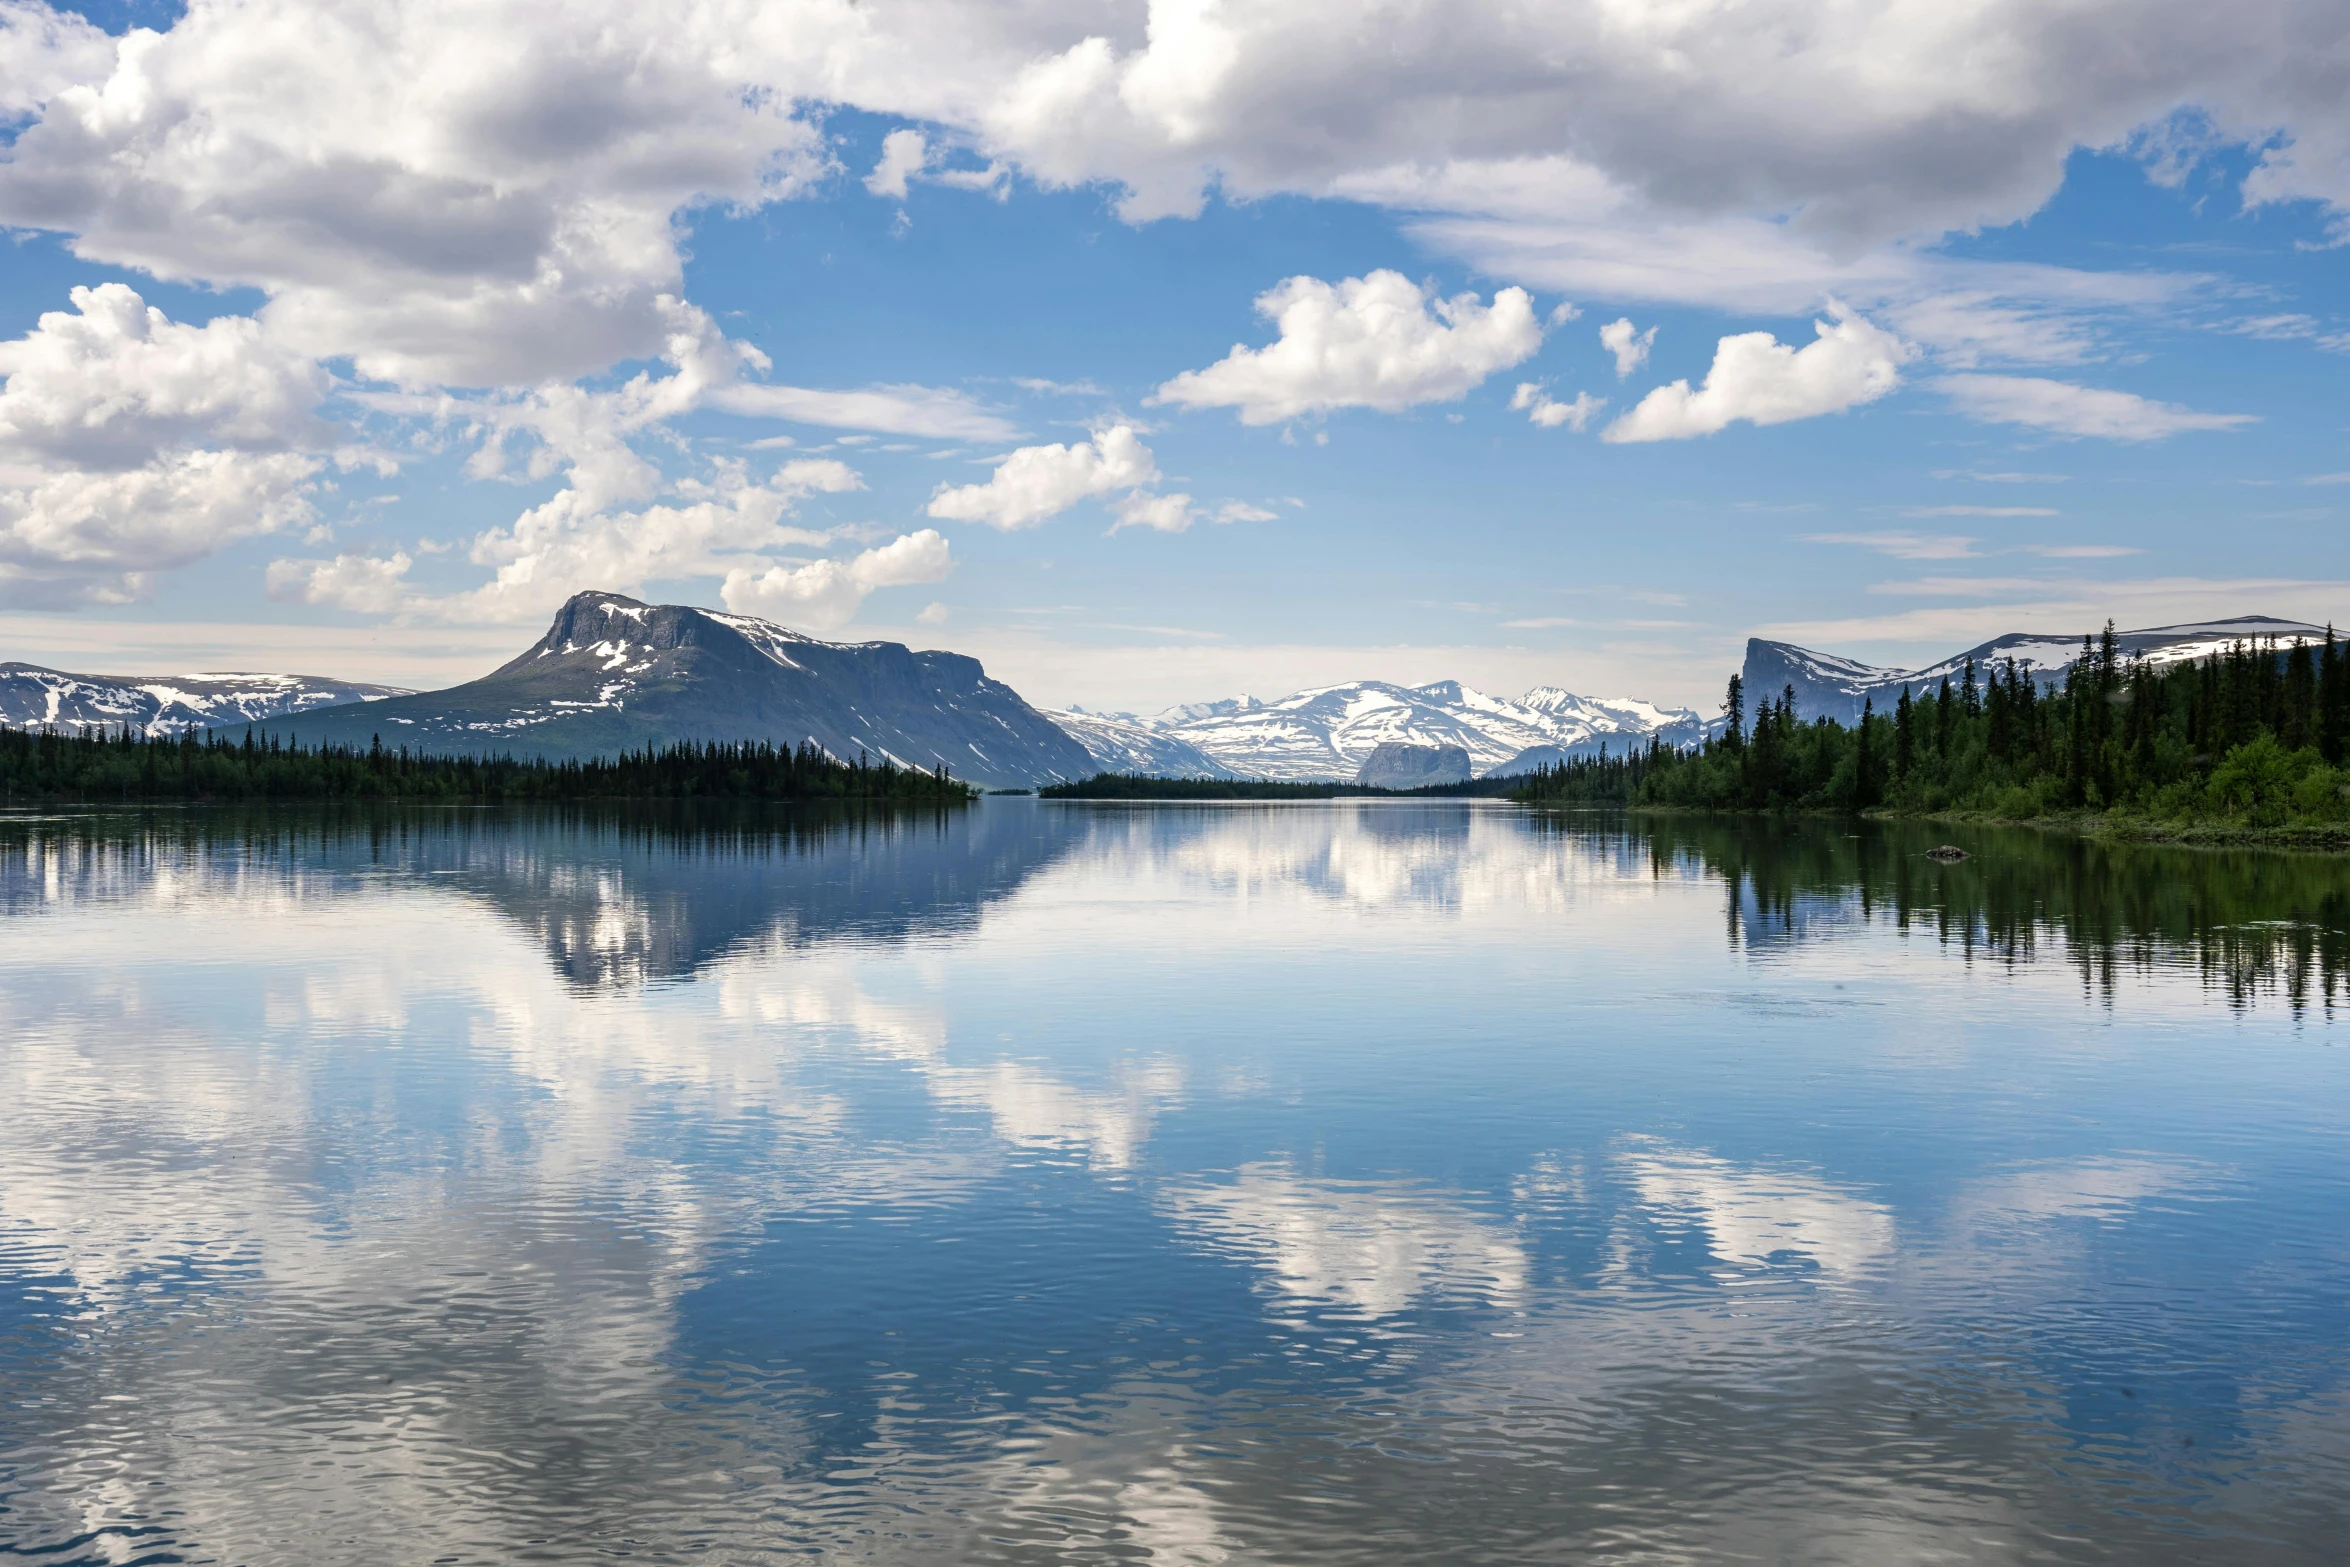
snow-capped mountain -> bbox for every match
[264,590,1098,789]
[1044,708,1236,778]
[1065,679,1713,781]
[1747,615,2334,724]
[0,664,408,736]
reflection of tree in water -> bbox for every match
[0,802,1086,988]
[1605,813,2350,1015]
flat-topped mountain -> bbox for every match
[1060,679,1713,781]
[264,591,1097,789]
[1749,615,2333,724]
[0,664,407,736]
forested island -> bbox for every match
[0,728,975,804]
[1035,774,1511,800]
[1512,628,2350,845]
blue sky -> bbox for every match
[0,2,2346,711]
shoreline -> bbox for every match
[1535,800,2350,855]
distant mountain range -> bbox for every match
[11,600,2323,788]
[1050,680,1713,781]
[261,591,1097,790]
[1748,615,2333,724]
[0,664,407,736]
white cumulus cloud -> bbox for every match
[721,528,953,630]
[1,449,320,607]
[436,457,865,623]
[0,283,332,468]
[1598,318,1655,378]
[266,550,417,615]
[1152,270,1541,424]
[1112,491,1198,533]
[0,283,332,604]
[1510,383,1605,431]
[0,0,831,387]
[8,1,2350,394]
[1603,308,1911,443]
[1939,374,2258,440]
[926,424,1159,529]
[865,128,930,199]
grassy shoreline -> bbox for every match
[1885,806,2350,854]
[1535,799,2350,855]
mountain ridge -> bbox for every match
[258,591,1098,789]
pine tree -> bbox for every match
[1853,697,1878,808]
[2284,637,2317,753]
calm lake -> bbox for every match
[2,800,2346,1564]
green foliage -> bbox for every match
[0,727,975,804]
[1513,625,2350,837]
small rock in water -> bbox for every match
[1925,844,1970,862]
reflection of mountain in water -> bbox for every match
[425,807,1085,986]
[0,803,1086,988]
[7,801,2347,1010]
[1610,815,2350,1015]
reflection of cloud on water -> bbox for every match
[1163,1163,1525,1318]
[0,867,1140,1560]
[719,959,1187,1170]
[1115,1470,1234,1567]
[1950,1156,2219,1228]
[1131,803,1643,918]
[1616,1136,1896,1278]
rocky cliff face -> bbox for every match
[1354,742,1471,789]
[262,591,1098,788]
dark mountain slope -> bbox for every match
[262,591,1096,788]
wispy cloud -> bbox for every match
[1902,505,2060,518]
[1870,575,2056,597]
[1502,616,1580,629]
[1803,530,1981,560]
[1940,375,2256,440]
[1930,469,2069,483]
[1011,376,1108,396]
[2224,313,2322,341]
[2021,544,2140,558]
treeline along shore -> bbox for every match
[1514,628,2350,846]
[0,728,975,804]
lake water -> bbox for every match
[2,800,2346,1564]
